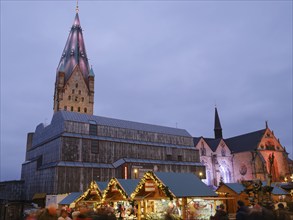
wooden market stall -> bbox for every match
[216,183,248,214]
[130,171,218,220]
[271,183,291,202]
[101,178,140,219]
[74,181,108,209]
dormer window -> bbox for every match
[75,83,78,88]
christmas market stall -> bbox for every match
[130,171,218,220]
[74,181,108,209]
[101,178,140,219]
[215,183,248,214]
[270,183,291,203]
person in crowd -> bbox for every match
[118,204,126,219]
[71,211,80,220]
[37,203,58,220]
[75,205,92,220]
[58,209,72,220]
[210,204,228,220]
[275,203,287,220]
[236,200,250,220]
[249,203,263,220]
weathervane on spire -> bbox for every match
[76,0,79,13]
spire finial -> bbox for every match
[265,120,268,129]
[76,0,79,13]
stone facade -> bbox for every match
[195,124,291,187]
[54,66,94,114]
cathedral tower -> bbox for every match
[54,9,94,114]
[214,107,223,139]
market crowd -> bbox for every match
[210,200,292,220]
[24,200,293,220]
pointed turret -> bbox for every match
[56,12,91,83]
[54,8,94,115]
[214,107,223,139]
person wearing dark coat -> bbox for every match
[211,204,228,220]
[236,200,250,220]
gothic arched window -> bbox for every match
[201,146,206,156]
[221,147,226,157]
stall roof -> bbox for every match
[154,172,217,198]
[116,179,140,196]
[224,183,245,194]
[271,184,289,195]
[59,192,83,205]
[95,181,108,192]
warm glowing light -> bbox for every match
[134,169,138,173]
[199,172,203,177]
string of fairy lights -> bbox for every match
[130,171,175,200]
[102,178,129,202]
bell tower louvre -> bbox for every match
[53,7,94,115]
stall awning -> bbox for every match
[59,192,83,205]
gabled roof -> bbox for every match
[95,181,108,192]
[224,129,266,153]
[59,192,83,205]
[204,138,222,152]
[223,183,245,194]
[116,179,140,196]
[154,172,217,197]
[57,12,92,84]
[193,137,202,146]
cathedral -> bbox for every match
[17,8,292,201]
[195,108,292,187]
[20,10,204,200]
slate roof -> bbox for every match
[204,138,221,152]
[57,12,91,84]
[116,179,140,196]
[193,137,202,146]
[224,129,266,153]
[59,111,192,137]
[59,192,83,205]
[154,172,217,197]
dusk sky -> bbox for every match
[1,1,292,181]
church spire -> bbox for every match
[214,107,223,139]
[54,7,94,115]
[56,9,91,84]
